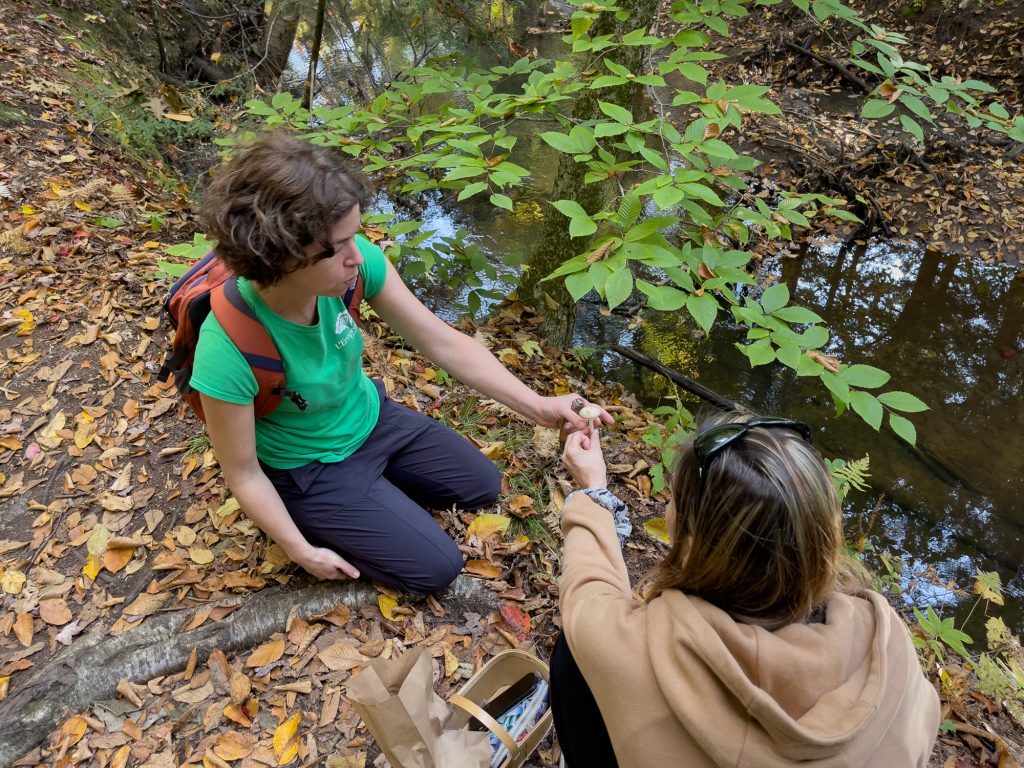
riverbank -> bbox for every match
[0,3,1022,766]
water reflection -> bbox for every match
[584,241,1024,633]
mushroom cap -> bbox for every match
[577,405,602,420]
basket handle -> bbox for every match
[449,693,521,758]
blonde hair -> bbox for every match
[647,411,843,630]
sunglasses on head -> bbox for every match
[693,416,812,481]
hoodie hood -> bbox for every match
[646,589,915,764]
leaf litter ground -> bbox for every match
[1,3,1022,768]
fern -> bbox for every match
[827,455,871,501]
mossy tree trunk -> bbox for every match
[256,0,301,90]
[517,0,660,347]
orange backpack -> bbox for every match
[157,251,363,422]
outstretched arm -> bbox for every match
[368,259,613,430]
[200,393,359,581]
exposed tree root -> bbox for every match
[0,576,491,768]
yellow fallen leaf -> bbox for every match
[1,569,26,595]
[55,715,89,748]
[229,671,251,704]
[110,745,131,768]
[466,513,511,541]
[443,648,459,678]
[464,559,501,579]
[643,517,671,544]
[214,731,254,761]
[86,523,111,555]
[20,205,35,215]
[246,638,285,668]
[40,410,66,439]
[74,421,95,450]
[378,594,398,621]
[327,753,366,768]
[83,553,102,580]
[0,676,8,702]
[74,199,92,211]
[14,309,35,334]
[163,112,195,122]
[215,497,241,518]
[273,712,302,764]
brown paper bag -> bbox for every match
[346,647,492,768]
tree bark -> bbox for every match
[518,0,661,346]
[302,0,329,109]
[0,576,490,768]
[256,0,302,90]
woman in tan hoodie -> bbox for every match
[552,411,940,767]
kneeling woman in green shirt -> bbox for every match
[190,131,609,594]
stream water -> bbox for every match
[287,0,1024,634]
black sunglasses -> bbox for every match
[693,417,812,480]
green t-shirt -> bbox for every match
[190,235,388,469]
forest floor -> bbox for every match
[0,1,1023,768]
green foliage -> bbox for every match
[640,395,695,493]
[913,605,973,661]
[158,233,217,278]
[825,455,870,501]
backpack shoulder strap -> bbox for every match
[343,275,364,323]
[210,278,286,419]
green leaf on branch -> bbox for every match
[742,341,776,367]
[876,391,929,413]
[862,99,896,119]
[599,100,634,125]
[490,194,513,211]
[850,391,883,430]
[888,413,917,445]
[457,182,488,201]
[636,281,689,310]
[760,282,790,314]
[841,364,891,388]
[772,305,824,324]
[605,267,634,310]
[565,271,594,301]
[686,292,718,334]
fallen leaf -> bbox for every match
[123,592,168,619]
[102,546,134,573]
[13,613,34,647]
[109,744,131,768]
[499,603,532,636]
[1,569,26,595]
[317,642,364,672]
[214,731,253,761]
[39,599,73,626]
[189,546,215,565]
[246,638,285,668]
[464,560,502,579]
[273,712,302,765]
[327,753,366,768]
[229,672,251,704]
[466,514,511,541]
[54,715,89,748]
[643,517,671,543]
[378,594,399,621]
[172,680,215,704]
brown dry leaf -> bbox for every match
[176,526,198,547]
[122,592,168,619]
[311,605,351,627]
[171,680,215,704]
[213,731,254,761]
[39,598,73,626]
[245,638,285,668]
[804,349,840,373]
[102,546,134,574]
[223,702,252,727]
[97,492,133,512]
[464,560,502,579]
[273,712,302,765]
[13,613,34,647]
[327,753,366,768]
[189,546,215,565]
[507,494,536,518]
[465,514,511,541]
[443,648,459,678]
[318,642,364,672]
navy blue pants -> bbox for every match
[551,634,619,767]
[262,382,501,594]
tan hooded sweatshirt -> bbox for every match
[559,494,940,767]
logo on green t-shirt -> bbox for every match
[335,310,357,348]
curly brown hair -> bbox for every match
[200,131,373,285]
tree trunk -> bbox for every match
[256,0,302,90]
[302,0,329,109]
[518,0,660,347]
